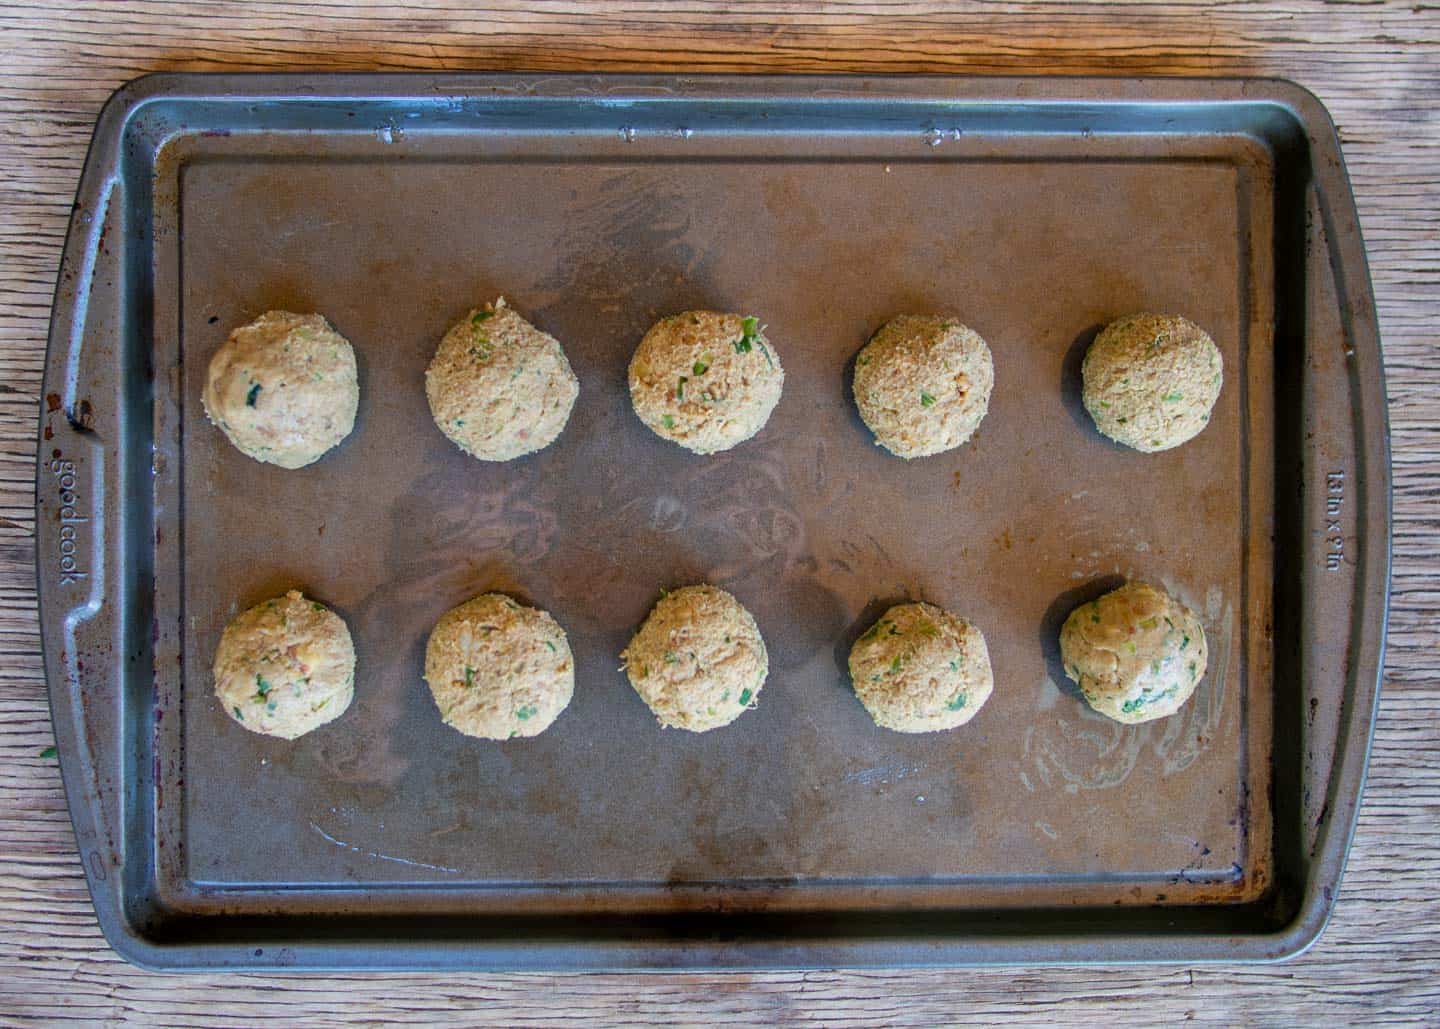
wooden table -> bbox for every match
[2,2,1435,1022]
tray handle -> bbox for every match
[1310,91,1389,864]
[1270,81,1391,952]
[36,96,136,940]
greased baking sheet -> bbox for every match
[36,75,1388,969]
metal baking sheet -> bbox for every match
[36,74,1389,970]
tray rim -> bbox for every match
[35,71,1391,971]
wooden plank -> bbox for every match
[1,1,1436,1022]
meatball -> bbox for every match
[1081,313,1222,452]
[628,311,784,454]
[848,601,994,733]
[426,298,579,461]
[213,590,356,739]
[424,593,575,740]
[853,315,994,458]
[1059,580,1208,724]
[203,311,359,469]
[620,585,768,731]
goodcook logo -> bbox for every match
[49,455,88,585]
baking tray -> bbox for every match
[35,73,1389,970]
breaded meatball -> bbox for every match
[621,585,768,731]
[853,316,994,458]
[426,298,579,461]
[214,590,356,739]
[1081,313,1222,452]
[629,311,783,454]
[848,601,994,733]
[1059,580,1208,724]
[203,311,359,468]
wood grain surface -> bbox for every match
[1,1,1436,1023]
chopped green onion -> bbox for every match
[920,391,936,407]
[246,383,262,407]
[738,688,753,706]
[736,315,762,355]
